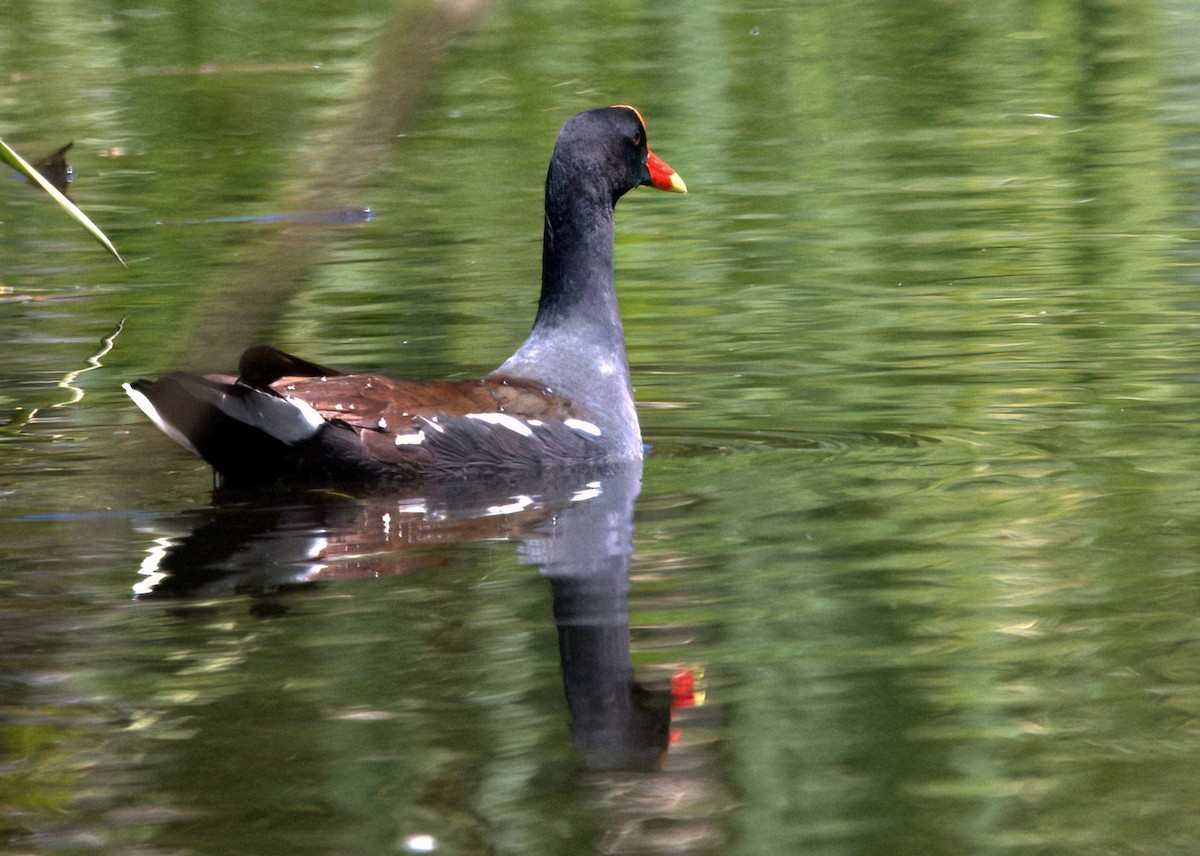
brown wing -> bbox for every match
[227,346,604,478]
[271,375,579,431]
[267,373,601,477]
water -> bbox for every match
[4,0,1200,853]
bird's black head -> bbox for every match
[551,106,686,204]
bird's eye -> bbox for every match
[631,131,643,146]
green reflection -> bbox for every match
[3,0,1200,854]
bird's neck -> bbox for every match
[534,169,620,335]
[489,163,641,459]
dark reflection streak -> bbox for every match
[159,207,375,227]
[183,0,493,368]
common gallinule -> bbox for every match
[124,105,686,487]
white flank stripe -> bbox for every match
[564,418,602,437]
[393,431,426,446]
[419,416,446,434]
[467,412,534,438]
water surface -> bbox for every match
[4,1,1200,853]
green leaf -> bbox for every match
[0,137,126,267]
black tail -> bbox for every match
[124,372,325,485]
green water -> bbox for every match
[4,1,1200,853]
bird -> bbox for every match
[124,105,686,488]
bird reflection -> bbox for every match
[132,461,694,771]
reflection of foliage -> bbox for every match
[3,319,126,433]
[0,138,125,266]
[3,1,1200,854]
[0,719,80,818]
